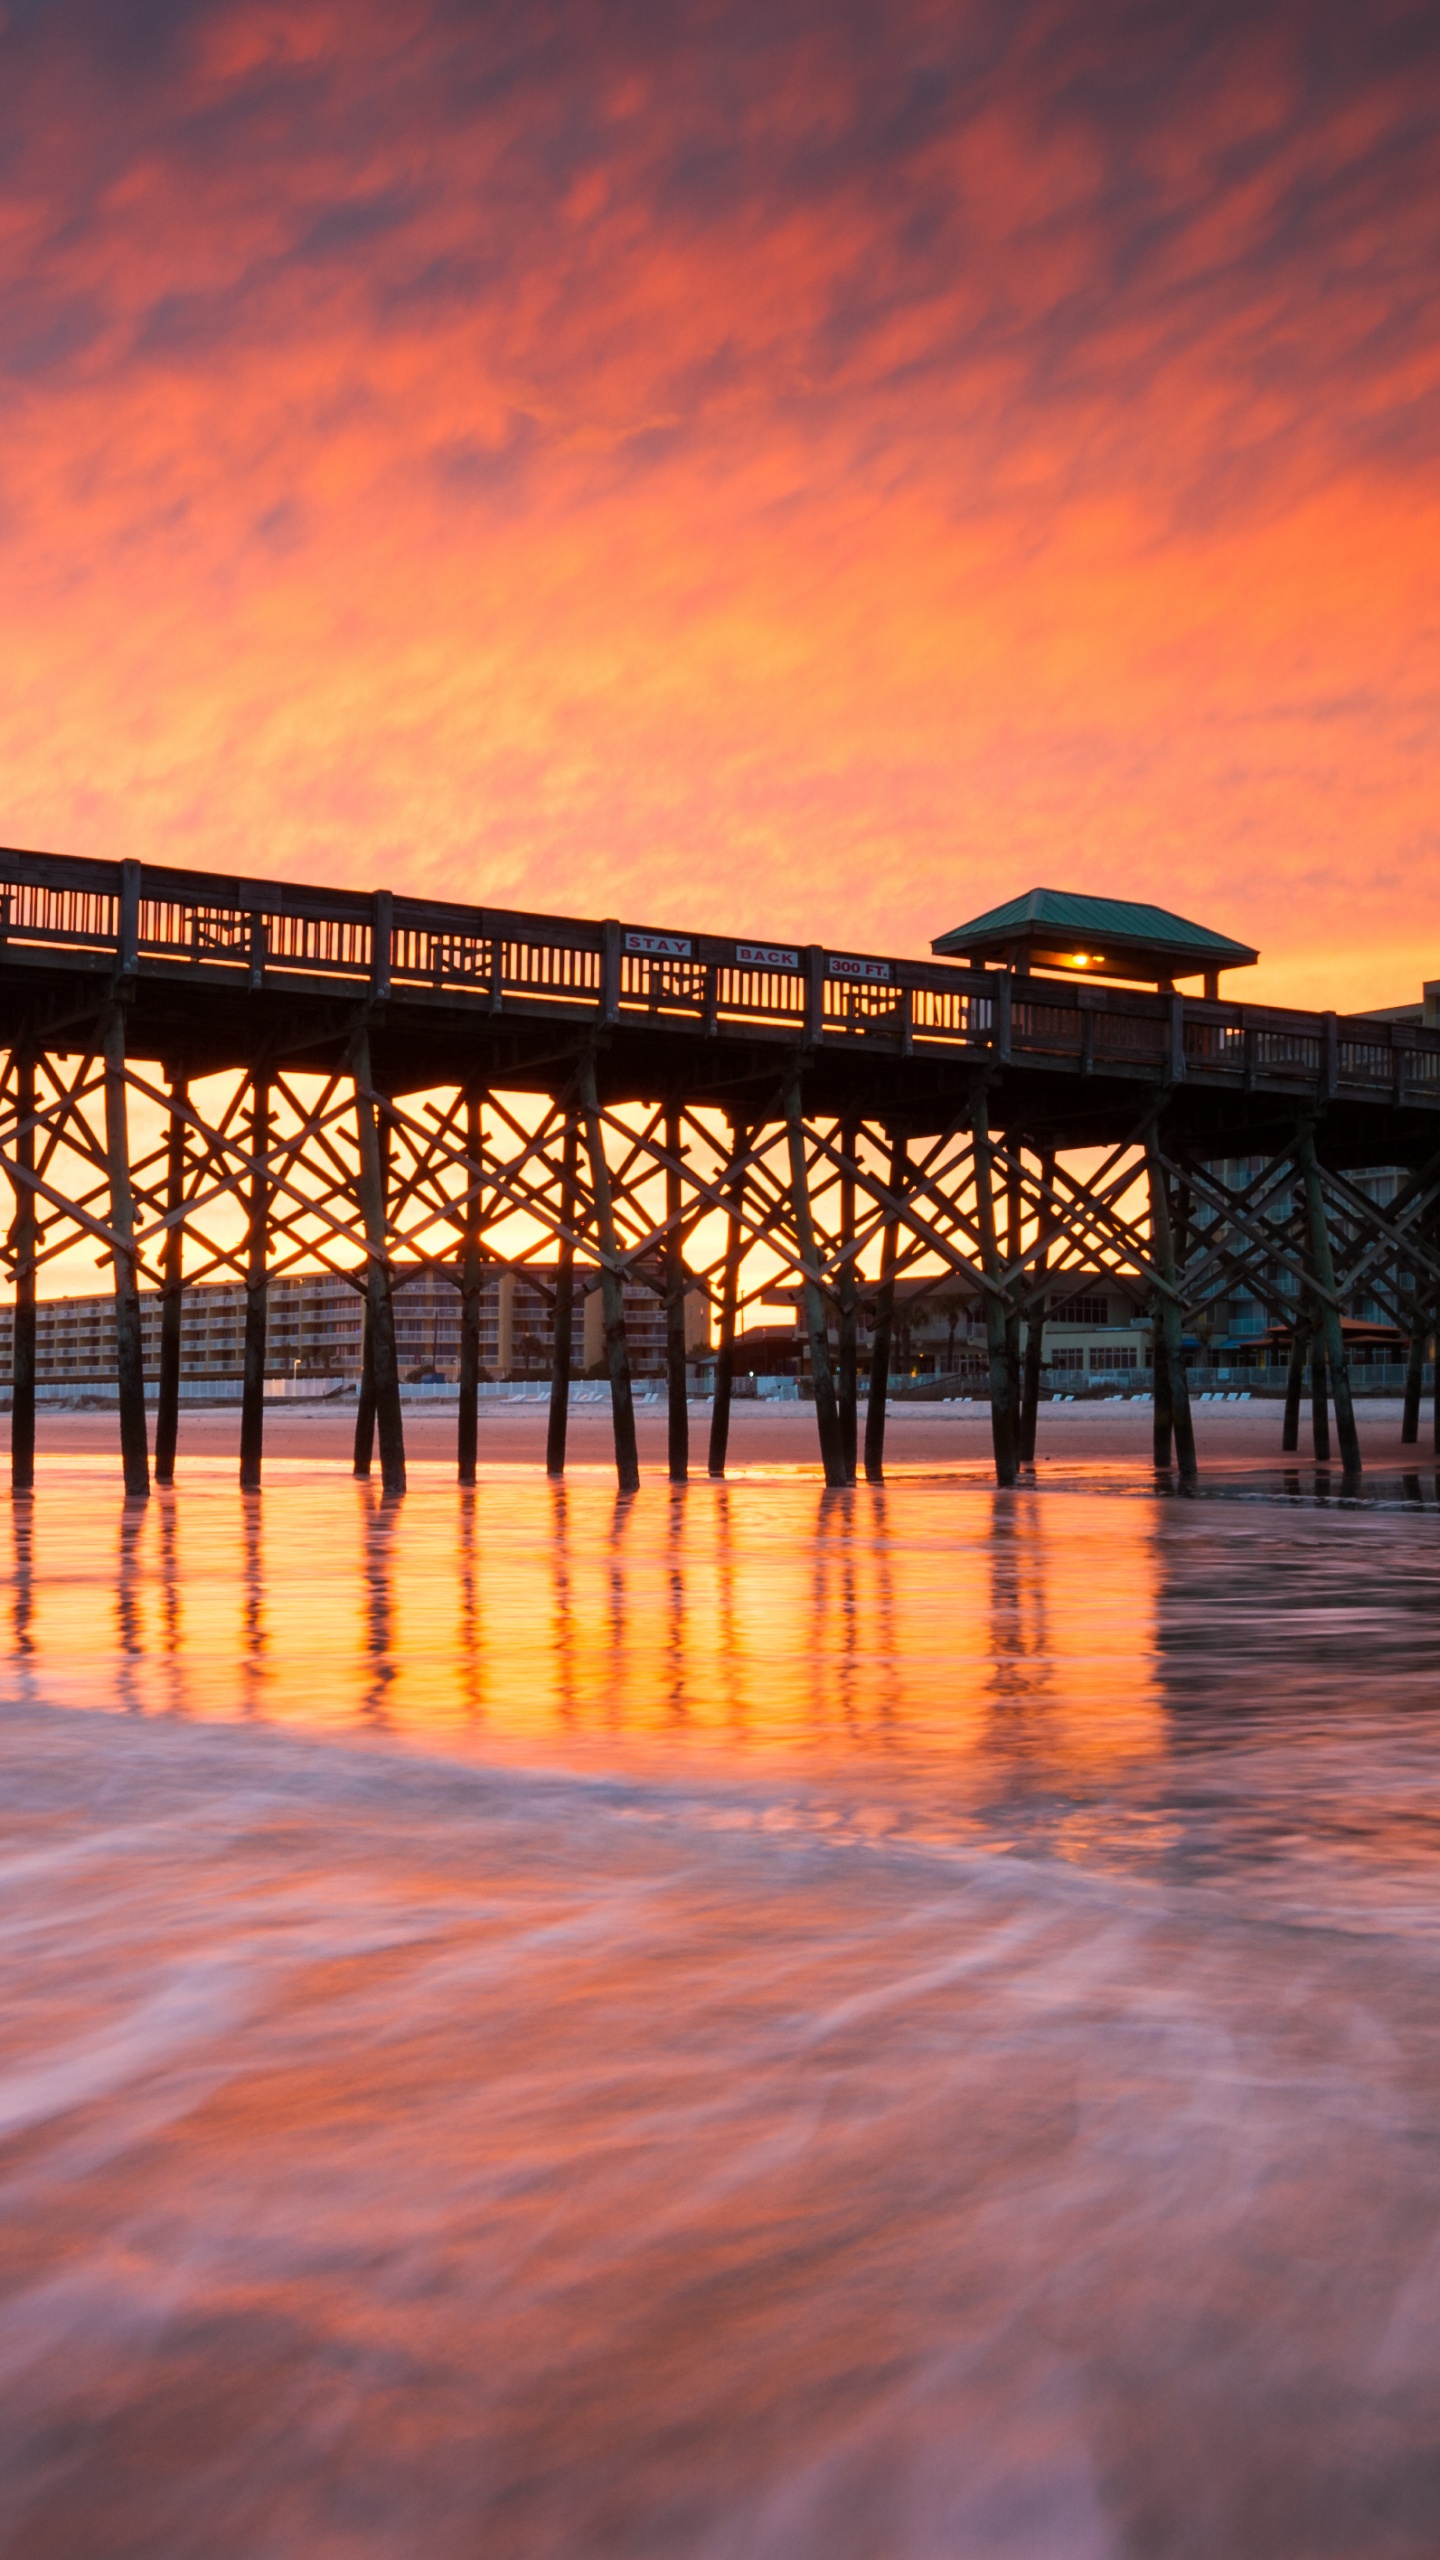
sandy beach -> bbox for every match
[4,1392,1428,1481]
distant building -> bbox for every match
[760,1270,1152,1389]
[1362,983,1440,1030]
[0,1262,710,1394]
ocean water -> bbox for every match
[2,1459,1440,2555]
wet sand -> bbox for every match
[4,1392,1429,1483]
[4,1444,1440,2552]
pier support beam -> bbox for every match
[1298,1125,1361,1480]
[10,1052,36,1495]
[1019,1143,1050,1465]
[785,1069,848,1489]
[708,1121,747,1478]
[457,1089,483,1485]
[578,1051,639,1493]
[864,1132,904,1485]
[352,1033,406,1495]
[972,1088,1018,1488]
[1281,1305,1310,1454]
[154,1077,187,1487]
[546,1108,579,1479]
[1151,1315,1174,1469]
[1005,1140,1024,1457]
[239,1075,269,1490]
[1402,1303,1426,1446]
[1310,1321,1331,1461]
[353,1296,376,1477]
[103,1010,149,1499]
[1145,1130,1196,1484]
[664,1102,688,1482]
[837,1122,859,1482]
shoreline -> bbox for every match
[2,1394,1433,1485]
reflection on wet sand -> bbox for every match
[9,1454,1440,1822]
[4,1463,1440,2555]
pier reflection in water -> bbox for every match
[2,1463,1440,2556]
[7,1461,1171,1771]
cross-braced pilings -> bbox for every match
[2,847,1438,1497]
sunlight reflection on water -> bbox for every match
[3,1462,1440,2555]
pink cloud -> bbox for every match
[0,0,1437,1009]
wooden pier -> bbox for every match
[2,846,1437,1496]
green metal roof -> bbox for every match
[931,887,1257,966]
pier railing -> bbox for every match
[3,844,1438,1501]
[3,847,1439,1104]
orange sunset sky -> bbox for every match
[3,0,1438,1011]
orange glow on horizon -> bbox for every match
[2,1,1437,1015]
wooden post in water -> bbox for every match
[154,1077,187,1487]
[457,1089,483,1486]
[972,1087,1019,1487]
[578,1050,639,1493]
[546,1108,580,1479]
[353,1297,376,1477]
[784,1067,848,1488]
[664,1101,688,1483]
[1151,1316,1173,1469]
[1402,1304,1426,1446]
[1004,1135,1024,1450]
[103,1009,149,1499]
[1019,1145,1051,1466]
[352,1032,406,1495]
[1297,1124,1360,1479]
[708,1121,748,1477]
[1281,1304,1310,1453]
[1145,1128,1196,1483]
[10,1051,36,1494]
[1309,1320,1331,1461]
[863,1132,904,1485]
[837,1121,859,1482]
[239,1074,269,1490]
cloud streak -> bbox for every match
[1,0,1438,1003]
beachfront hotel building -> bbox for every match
[0,1263,706,1398]
[0,1241,1418,1401]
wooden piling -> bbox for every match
[837,1122,859,1482]
[707,1121,747,1478]
[352,1032,406,1495]
[1151,1330,1173,1470]
[972,1088,1018,1488]
[1402,1306,1426,1446]
[546,1109,579,1479]
[1019,1143,1050,1465]
[578,1050,639,1493]
[154,1077,187,1487]
[1004,1140,1024,1459]
[457,1089,483,1485]
[1310,1327,1331,1461]
[103,1009,149,1499]
[1297,1124,1361,1478]
[352,1299,376,1477]
[784,1068,848,1489]
[239,1075,269,1490]
[1145,1130,1196,1483]
[664,1102,688,1483]
[1281,1305,1310,1453]
[10,1052,36,1494]
[863,1133,904,1485]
